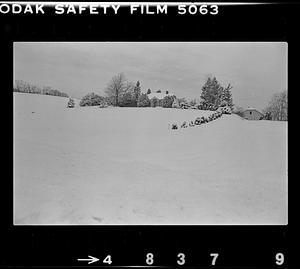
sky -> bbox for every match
[14,42,287,111]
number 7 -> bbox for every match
[210,253,219,265]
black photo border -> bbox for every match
[1,1,295,268]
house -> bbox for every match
[242,108,264,120]
[147,90,174,107]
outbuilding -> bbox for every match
[242,108,264,120]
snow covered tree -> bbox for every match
[162,95,176,108]
[200,76,223,110]
[219,83,233,109]
[137,93,150,107]
[150,97,159,107]
[118,81,136,107]
[133,81,141,106]
[105,73,127,106]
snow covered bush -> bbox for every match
[195,117,201,125]
[189,121,195,127]
[181,121,188,128]
[221,106,232,114]
[171,123,178,130]
[80,92,105,107]
[67,98,75,108]
[99,99,108,108]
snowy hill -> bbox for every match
[13,93,287,225]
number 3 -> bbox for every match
[177,253,185,265]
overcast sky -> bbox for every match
[14,42,287,111]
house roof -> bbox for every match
[244,108,263,115]
[147,92,173,100]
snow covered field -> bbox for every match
[13,93,287,225]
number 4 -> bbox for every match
[103,255,112,265]
[210,253,219,266]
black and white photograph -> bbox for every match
[13,42,288,225]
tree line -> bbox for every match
[14,80,69,98]
[79,73,234,110]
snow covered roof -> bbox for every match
[147,92,173,100]
[244,107,263,114]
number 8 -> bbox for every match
[146,253,154,265]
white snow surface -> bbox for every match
[13,93,287,225]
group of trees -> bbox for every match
[80,73,177,108]
[14,80,69,98]
[104,73,141,107]
[200,76,233,111]
[79,73,234,111]
[263,91,287,121]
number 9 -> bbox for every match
[275,253,284,265]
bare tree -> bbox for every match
[105,73,127,106]
[263,91,287,121]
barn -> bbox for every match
[242,108,264,120]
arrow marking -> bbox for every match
[77,255,99,264]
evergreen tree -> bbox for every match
[220,83,233,108]
[133,81,141,106]
[200,76,223,110]
[147,89,151,95]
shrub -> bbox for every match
[99,99,108,108]
[181,121,188,128]
[67,98,75,108]
[195,117,201,125]
[80,92,105,107]
[171,123,178,130]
